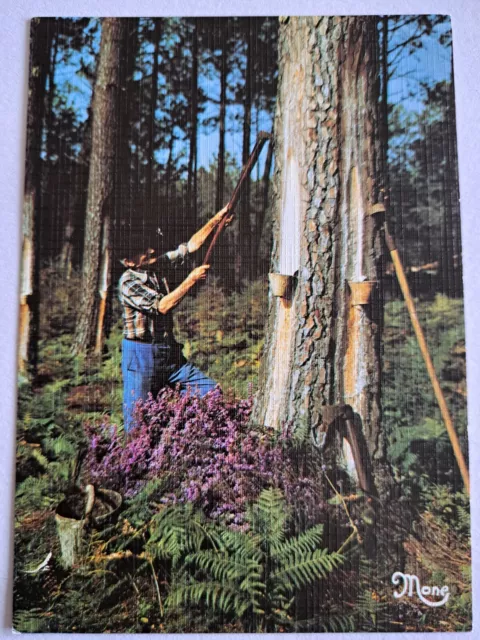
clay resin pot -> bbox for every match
[348,280,377,306]
[268,273,295,298]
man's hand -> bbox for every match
[187,206,232,253]
[187,264,210,284]
[214,204,231,223]
[158,265,210,314]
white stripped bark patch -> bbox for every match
[279,146,301,276]
[351,166,365,281]
[263,59,303,429]
[264,297,294,428]
[344,166,370,406]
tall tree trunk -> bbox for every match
[146,19,161,219]
[96,19,139,351]
[441,57,461,297]
[253,17,389,491]
[448,56,463,297]
[45,28,58,164]
[94,214,112,354]
[59,109,93,278]
[238,18,253,282]
[216,31,227,212]
[165,131,176,201]
[187,19,198,229]
[73,18,126,354]
[19,18,52,376]
[380,17,389,193]
[43,26,59,264]
[116,18,139,264]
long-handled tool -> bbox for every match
[319,404,376,497]
[202,131,272,266]
[382,205,470,496]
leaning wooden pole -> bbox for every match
[383,214,470,495]
[202,131,271,266]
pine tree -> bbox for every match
[74,19,126,353]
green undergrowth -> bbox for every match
[14,271,471,632]
[383,294,468,498]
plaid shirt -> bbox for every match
[118,245,187,342]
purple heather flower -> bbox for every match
[83,387,326,527]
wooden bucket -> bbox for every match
[55,486,122,568]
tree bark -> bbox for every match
[216,30,227,212]
[380,17,389,190]
[73,19,126,354]
[187,19,199,228]
[146,19,161,219]
[94,214,112,354]
[115,18,139,266]
[253,17,388,489]
[59,110,93,278]
[442,59,462,297]
[238,18,253,282]
[448,57,463,297]
[19,19,52,376]
[45,27,58,164]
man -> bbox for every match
[119,205,231,431]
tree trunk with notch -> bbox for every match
[253,16,391,494]
[19,19,53,376]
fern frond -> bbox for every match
[220,529,264,563]
[271,523,324,558]
[148,502,224,564]
[15,475,59,511]
[186,548,262,584]
[271,548,343,590]
[13,608,52,633]
[17,441,49,470]
[295,613,355,633]
[247,488,288,549]
[166,580,251,617]
[42,434,77,458]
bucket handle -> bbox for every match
[84,484,95,521]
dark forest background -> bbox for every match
[34,16,462,297]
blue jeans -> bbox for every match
[121,338,216,432]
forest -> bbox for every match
[14,16,470,633]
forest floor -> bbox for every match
[13,271,472,633]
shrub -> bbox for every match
[383,295,467,495]
[84,387,325,527]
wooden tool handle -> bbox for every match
[202,131,272,266]
[383,213,470,495]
